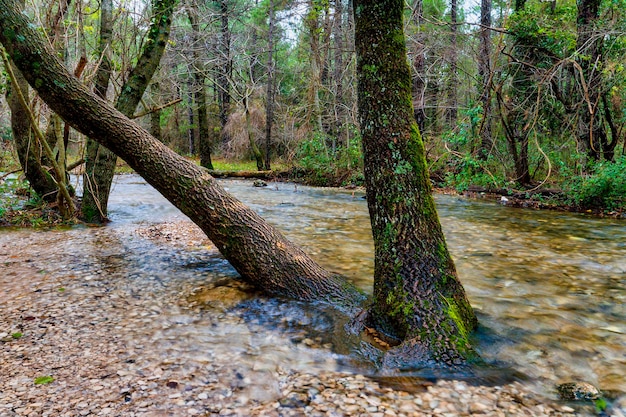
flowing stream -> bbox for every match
[2,174,624,402]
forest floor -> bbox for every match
[0,220,610,417]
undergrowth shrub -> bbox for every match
[567,156,626,211]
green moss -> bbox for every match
[442,296,469,340]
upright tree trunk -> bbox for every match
[501,0,532,185]
[306,0,324,134]
[82,0,113,222]
[354,0,477,368]
[410,0,427,134]
[150,82,162,141]
[447,0,458,127]
[332,0,345,150]
[82,0,177,222]
[264,0,275,171]
[576,0,608,162]
[217,0,232,129]
[187,2,213,169]
[476,0,492,159]
[187,77,196,155]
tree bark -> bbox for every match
[82,0,177,222]
[354,0,477,368]
[447,0,458,126]
[264,0,275,171]
[217,0,232,129]
[476,0,492,159]
[6,65,59,201]
[187,2,214,169]
[82,0,113,222]
[409,0,427,134]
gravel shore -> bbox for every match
[0,221,614,416]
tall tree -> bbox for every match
[575,0,616,161]
[447,0,458,126]
[476,0,492,158]
[408,0,427,134]
[264,0,275,170]
[354,0,477,366]
[0,0,478,368]
[217,0,232,130]
[187,0,213,169]
[82,0,177,222]
[498,0,533,185]
[82,0,113,221]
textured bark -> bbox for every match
[476,0,492,158]
[83,0,177,222]
[0,0,364,308]
[82,0,113,222]
[6,64,58,201]
[263,0,275,171]
[447,0,458,126]
[409,0,426,134]
[187,3,213,169]
[150,83,162,141]
[354,0,477,368]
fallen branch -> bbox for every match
[131,98,182,120]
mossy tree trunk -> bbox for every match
[82,0,177,223]
[354,0,478,368]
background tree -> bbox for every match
[82,0,178,223]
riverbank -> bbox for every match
[1,220,618,417]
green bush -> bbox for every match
[568,156,626,211]
[295,132,364,186]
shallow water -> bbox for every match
[2,174,624,399]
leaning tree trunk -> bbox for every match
[82,0,177,223]
[6,64,58,201]
[0,0,364,309]
[354,0,478,368]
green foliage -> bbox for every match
[443,153,503,191]
[295,131,364,186]
[34,376,54,385]
[567,156,626,211]
[11,332,23,339]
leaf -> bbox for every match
[34,376,54,385]
[11,332,22,339]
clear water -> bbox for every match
[2,175,624,398]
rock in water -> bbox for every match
[253,180,268,187]
[557,382,600,401]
